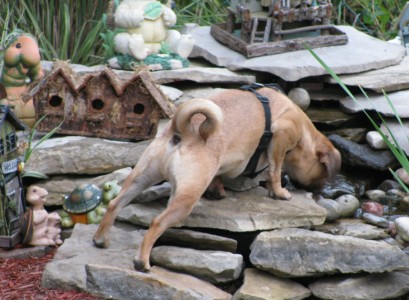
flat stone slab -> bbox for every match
[250,228,409,277]
[313,218,389,240]
[327,56,409,93]
[340,89,409,118]
[118,187,327,232]
[26,136,150,175]
[233,268,311,300]
[190,25,405,81]
[151,246,243,284]
[158,228,237,253]
[42,223,230,298]
[86,264,231,300]
[309,271,409,300]
[149,66,256,85]
[42,223,143,292]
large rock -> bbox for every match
[340,89,409,118]
[309,271,409,300]
[190,25,405,81]
[25,136,150,175]
[328,56,409,93]
[118,187,327,232]
[42,223,230,298]
[329,134,399,171]
[313,218,389,240]
[158,228,237,252]
[380,120,409,156]
[86,264,231,300]
[42,223,143,292]
[150,246,243,284]
[149,66,256,85]
[249,228,409,277]
[233,268,311,300]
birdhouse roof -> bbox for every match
[27,61,175,118]
[0,105,29,131]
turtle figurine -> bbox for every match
[60,182,122,228]
[61,183,103,227]
[102,180,121,205]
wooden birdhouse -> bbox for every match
[28,61,175,141]
[0,105,28,248]
[211,0,348,57]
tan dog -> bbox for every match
[93,87,341,271]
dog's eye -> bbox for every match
[171,134,181,145]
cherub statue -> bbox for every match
[25,185,62,246]
[113,0,194,61]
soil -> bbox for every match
[0,245,100,300]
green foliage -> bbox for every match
[0,1,108,65]
[173,0,228,27]
[332,0,408,40]
[308,46,409,192]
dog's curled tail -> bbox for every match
[172,98,223,141]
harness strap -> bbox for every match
[240,83,283,178]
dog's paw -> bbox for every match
[269,188,292,200]
[92,235,109,248]
[134,259,150,272]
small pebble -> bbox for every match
[365,189,385,202]
[387,221,397,237]
[396,168,409,185]
[287,87,310,111]
[334,194,360,217]
[362,212,389,228]
[366,131,387,149]
[354,208,363,219]
[377,180,404,192]
[394,217,409,242]
[386,189,406,202]
[316,198,341,222]
[361,201,384,217]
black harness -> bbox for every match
[239,83,284,178]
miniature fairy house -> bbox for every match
[211,0,348,57]
[28,61,175,141]
[0,105,28,248]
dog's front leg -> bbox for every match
[267,125,293,200]
[93,166,162,249]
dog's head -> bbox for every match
[284,137,341,189]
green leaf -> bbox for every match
[22,171,50,179]
[144,1,163,20]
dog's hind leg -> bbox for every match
[93,165,163,249]
[134,178,210,271]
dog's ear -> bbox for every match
[317,145,341,179]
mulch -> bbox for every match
[0,246,100,300]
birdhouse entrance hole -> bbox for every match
[92,99,104,110]
[49,95,63,107]
[134,103,145,115]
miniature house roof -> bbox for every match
[0,105,28,131]
[27,61,175,118]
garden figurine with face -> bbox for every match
[25,185,62,246]
[113,0,194,61]
[0,32,44,127]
